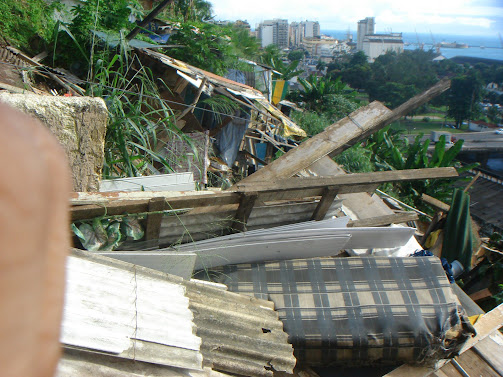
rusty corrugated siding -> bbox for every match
[183,279,296,377]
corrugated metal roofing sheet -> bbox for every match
[184,279,296,376]
[57,348,233,377]
[62,250,203,370]
[158,199,343,245]
[67,250,296,377]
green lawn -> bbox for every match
[390,119,468,134]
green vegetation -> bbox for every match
[291,110,332,137]
[289,75,358,121]
[447,70,484,127]
[0,0,61,54]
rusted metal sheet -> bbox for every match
[183,279,296,377]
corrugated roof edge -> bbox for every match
[70,249,296,377]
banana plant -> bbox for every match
[365,129,478,212]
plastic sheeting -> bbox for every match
[215,110,250,166]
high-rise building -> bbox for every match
[357,17,375,51]
[304,21,320,38]
[289,21,321,47]
[289,22,302,46]
[257,19,289,49]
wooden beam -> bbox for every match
[422,193,451,212]
[234,101,391,184]
[175,78,208,124]
[145,197,165,242]
[243,150,268,166]
[126,0,174,40]
[71,192,240,221]
[236,168,458,193]
[230,192,259,232]
[347,212,419,227]
[311,187,338,221]
[383,303,503,377]
[328,78,451,157]
[72,168,456,221]
[235,80,450,186]
[469,288,493,302]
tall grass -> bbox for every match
[88,40,197,178]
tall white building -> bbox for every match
[357,17,375,51]
[303,21,320,38]
[257,19,289,49]
[289,21,321,47]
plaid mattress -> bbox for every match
[198,256,475,366]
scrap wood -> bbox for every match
[236,168,458,194]
[71,168,456,225]
[383,303,503,377]
[10,47,85,96]
[328,78,451,157]
[423,193,451,212]
[126,0,175,40]
[347,212,419,227]
[235,79,450,185]
[235,101,391,184]
[175,77,207,124]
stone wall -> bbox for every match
[0,94,107,191]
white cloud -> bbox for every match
[209,0,502,35]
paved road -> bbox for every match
[406,130,503,151]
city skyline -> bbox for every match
[208,0,503,37]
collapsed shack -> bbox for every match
[2,41,502,376]
[132,47,308,182]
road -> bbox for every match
[406,130,503,152]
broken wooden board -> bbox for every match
[347,212,419,227]
[328,78,451,157]
[236,79,451,185]
[235,101,392,184]
[236,168,458,194]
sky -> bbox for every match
[208,0,503,37]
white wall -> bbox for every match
[261,25,274,48]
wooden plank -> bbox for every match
[384,304,503,377]
[230,192,258,232]
[347,212,418,227]
[235,101,391,184]
[311,187,338,221]
[469,288,493,302]
[126,0,174,40]
[452,349,500,377]
[473,331,503,376]
[423,193,451,212]
[237,168,458,193]
[145,197,166,241]
[328,79,451,158]
[71,192,240,221]
[175,77,208,124]
[236,80,450,186]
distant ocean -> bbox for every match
[323,30,503,61]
